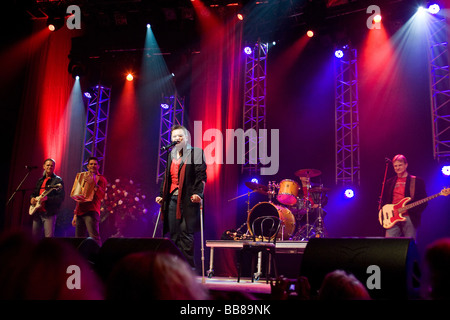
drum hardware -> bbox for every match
[247,202,295,240]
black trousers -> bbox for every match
[168,193,195,268]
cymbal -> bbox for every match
[245,181,268,195]
[310,186,330,193]
[295,168,322,178]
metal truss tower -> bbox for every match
[242,40,268,175]
[82,85,111,174]
[334,48,360,187]
[156,94,185,184]
[427,14,450,162]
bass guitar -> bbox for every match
[379,187,450,229]
[29,184,62,215]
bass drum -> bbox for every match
[247,202,295,240]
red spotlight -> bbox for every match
[48,24,56,32]
[306,30,314,38]
[126,73,134,81]
[237,13,244,21]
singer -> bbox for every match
[155,125,207,269]
[30,158,65,238]
[380,154,427,239]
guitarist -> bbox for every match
[30,158,65,238]
[381,154,427,239]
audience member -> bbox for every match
[0,231,104,299]
[425,237,450,300]
[106,251,210,300]
[318,269,371,300]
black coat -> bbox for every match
[381,175,427,228]
[31,173,65,216]
[159,146,207,234]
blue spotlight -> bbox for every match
[335,49,344,58]
[250,178,259,184]
[244,46,252,55]
[344,188,355,199]
[84,92,92,99]
[160,103,169,109]
[428,4,440,14]
[442,165,450,176]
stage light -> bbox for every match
[250,178,259,184]
[160,103,169,109]
[75,75,79,80]
[442,165,450,176]
[344,188,355,199]
[373,14,382,23]
[68,61,85,79]
[237,13,244,21]
[126,73,134,81]
[147,23,151,28]
[84,92,92,99]
[335,49,344,58]
[306,30,314,38]
[428,4,440,14]
[46,17,63,32]
[417,6,426,14]
[244,46,252,55]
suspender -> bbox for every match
[410,175,416,199]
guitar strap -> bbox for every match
[410,175,416,199]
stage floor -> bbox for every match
[199,276,272,295]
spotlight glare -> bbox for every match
[75,75,79,80]
[373,14,382,23]
[244,46,252,55]
[250,178,259,184]
[147,23,151,28]
[442,165,450,176]
[126,73,134,81]
[428,4,440,14]
[48,24,56,32]
[335,49,344,58]
[84,92,92,99]
[344,188,355,199]
[160,103,169,109]
[237,13,244,21]
[306,30,314,38]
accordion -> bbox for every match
[70,171,98,202]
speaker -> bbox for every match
[299,238,421,300]
[95,237,185,280]
[55,237,100,264]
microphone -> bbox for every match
[385,157,392,163]
[160,140,180,151]
[25,165,38,170]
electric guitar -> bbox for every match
[29,184,62,215]
[379,187,450,229]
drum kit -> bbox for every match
[229,169,330,241]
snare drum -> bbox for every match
[277,179,299,206]
[247,202,295,240]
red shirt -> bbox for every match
[393,177,407,204]
[170,157,182,193]
[38,177,50,212]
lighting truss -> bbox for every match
[426,15,450,162]
[334,48,360,187]
[81,85,111,174]
[242,41,268,175]
[156,94,185,184]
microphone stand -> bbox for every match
[6,166,36,206]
